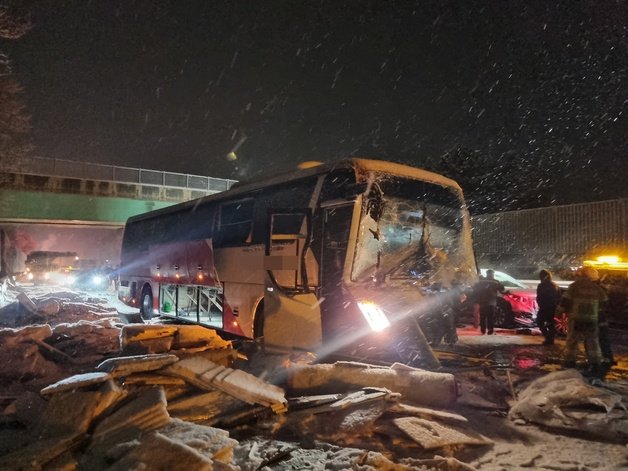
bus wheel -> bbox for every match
[140,286,153,320]
[253,301,264,339]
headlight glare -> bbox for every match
[357,301,391,332]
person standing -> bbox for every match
[474,269,506,335]
[558,267,607,376]
[536,269,561,345]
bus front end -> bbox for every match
[331,164,478,365]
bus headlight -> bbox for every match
[92,275,103,285]
[357,301,391,332]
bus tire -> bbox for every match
[140,285,153,320]
[253,300,264,339]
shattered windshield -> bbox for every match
[352,174,475,287]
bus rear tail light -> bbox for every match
[357,301,391,332]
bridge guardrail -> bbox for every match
[5,156,237,193]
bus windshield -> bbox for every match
[352,174,475,287]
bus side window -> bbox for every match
[215,199,254,246]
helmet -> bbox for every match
[580,266,599,281]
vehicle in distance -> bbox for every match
[19,251,79,286]
[71,260,111,291]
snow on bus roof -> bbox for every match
[350,158,462,192]
[227,158,462,195]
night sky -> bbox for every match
[4,1,628,212]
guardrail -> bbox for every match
[4,156,237,193]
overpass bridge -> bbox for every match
[0,156,236,274]
[0,156,236,225]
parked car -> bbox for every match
[72,260,111,291]
[479,269,539,328]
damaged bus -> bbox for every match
[118,159,477,363]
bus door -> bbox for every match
[263,210,323,351]
[320,203,356,343]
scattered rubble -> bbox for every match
[509,369,628,441]
[0,282,627,469]
[287,361,458,409]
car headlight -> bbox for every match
[357,301,391,332]
[92,275,103,285]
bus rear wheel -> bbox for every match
[140,286,153,320]
[253,300,264,339]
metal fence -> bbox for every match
[472,199,628,258]
[4,156,237,193]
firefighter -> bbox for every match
[558,266,607,377]
[536,269,561,345]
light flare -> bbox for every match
[357,301,391,332]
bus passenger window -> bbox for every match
[271,214,305,236]
[216,200,254,245]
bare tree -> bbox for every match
[0,5,30,39]
[0,4,32,163]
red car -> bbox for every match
[480,269,538,328]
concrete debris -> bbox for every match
[388,403,470,424]
[287,361,458,409]
[3,390,47,426]
[0,328,64,386]
[288,393,344,410]
[39,389,104,436]
[0,434,84,471]
[40,371,111,395]
[119,323,236,357]
[174,324,232,350]
[234,438,479,471]
[164,356,288,413]
[309,387,399,414]
[104,432,215,471]
[91,387,171,443]
[167,389,246,422]
[35,298,62,316]
[122,373,188,387]
[42,451,78,471]
[8,284,625,469]
[96,352,179,376]
[0,324,53,343]
[394,416,494,449]
[160,418,239,464]
[509,369,628,440]
[16,291,38,313]
[120,324,178,354]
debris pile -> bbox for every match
[1,286,119,328]
[1,283,627,469]
[509,369,628,441]
[0,349,496,470]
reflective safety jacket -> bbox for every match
[562,278,608,323]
